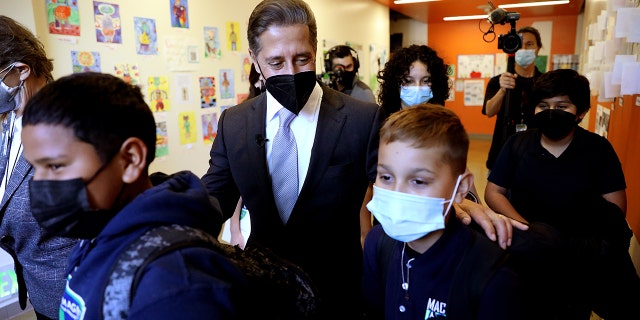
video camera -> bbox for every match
[488,6,522,54]
[317,69,344,90]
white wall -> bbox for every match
[8,0,389,177]
[390,17,428,46]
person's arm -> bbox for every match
[360,182,374,248]
[484,73,517,117]
[229,198,246,249]
[484,181,528,223]
[602,190,626,215]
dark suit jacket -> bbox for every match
[202,84,383,316]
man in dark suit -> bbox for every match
[201,0,381,317]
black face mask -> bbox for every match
[338,70,356,90]
[29,160,125,239]
[533,109,578,140]
[265,70,317,115]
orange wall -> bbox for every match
[587,96,640,239]
[428,15,578,135]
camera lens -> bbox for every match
[498,32,522,54]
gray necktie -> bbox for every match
[271,108,298,224]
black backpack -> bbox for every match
[102,224,319,319]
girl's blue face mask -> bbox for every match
[400,85,433,108]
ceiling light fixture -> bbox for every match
[393,0,440,4]
[443,0,571,21]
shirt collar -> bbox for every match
[266,82,321,123]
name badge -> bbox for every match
[515,123,527,132]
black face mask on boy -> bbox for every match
[29,158,125,239]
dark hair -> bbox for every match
[380,103,468,175]
[377,45,449,116]
[326,45,359,72]
[247,0,317,58]
[517,26,542,48]
[0,16,53,82]
[23,72,156,166]
[527,69,591,116]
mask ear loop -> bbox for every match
[443,174,463,217]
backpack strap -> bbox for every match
[102,224,218,320]
[447,230,509,319]
[376,231,397,281]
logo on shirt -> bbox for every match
[424,298,446,319]
[60,275,86,320]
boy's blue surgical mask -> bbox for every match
[366,175,462,243]
[515,49,536,67]
[400,85,433,108]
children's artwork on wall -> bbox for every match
[219,69,235,99]
[241,55,251,82]
[179,112,197,145]
[170,0,189,28]
[237,93,248,104]
[148,76,170,112]
[595,105,611,138]
[463,79,485,106]
[164,36,199,71]
[134,17,158,55]
[156,121,169,157]
[114,63,140,86]
[94,1,121,43]
[71,51,101,73]
[457,54,494,79]
[201,112,218,144]
[203,26,221,59]
[46,0,80,36]
[199,76,216,108]
[226,21,240,52]
[175,74,192,104]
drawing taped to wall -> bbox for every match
[204,26,221,59]
[201,112,218,144]
[226,21,240,52]
[148,76,170,112]
[47,0,80,36]
[114,63,140,86]
[179,111,197,145]
[156,121,169,158]
[134,17,158,55]
[199,76,216,108]
[219,69,234,99]
[170,0,189,28]
[71,51,101,73]
[94,1,121,43]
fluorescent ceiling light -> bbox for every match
[499,1,569,9]
[443,15,488,21]
[394,0,440,4]
[443,0,570,21]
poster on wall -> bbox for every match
[219,69,235,99]
[201,112,218,144]
[178,112,197,145]
[155,121,169,158]
[241,55,252,82]
[170,0,189,28]
[199,76,216,108]
[134,17,158,55]
[148,76,170,112]
[457,54,494,79]
[463,79,485,106]
[114,63,140,86]
[226,22,240,52]
[203,26,221,59]
[94,1,121,44]
[595,105,611,138]
[46,0,80,36]
[71,51,101,73]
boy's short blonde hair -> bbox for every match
[380,103,469,175]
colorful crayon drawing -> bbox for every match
[134,17,158,55]
[199,76,216,108]
[155,121,169,157]
[94,1,121,43]
[71,51,101,73]
[201,112,218,144]
[114,63,140,86]
[47,0,80,36]
[241,56,251,81]
[179,112,197,145]
[226,22,240,51]
[219,69,234,99]
[203,26,221,59]
[147,76,170,112]
[170,0,189,28]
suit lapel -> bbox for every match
[1,156,31,208]
[299,87,345,197]
[246,95,271,192]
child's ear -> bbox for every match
[453,171,474,204]
[119,137,148,184]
